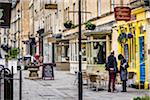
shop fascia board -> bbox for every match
[131,7,146,15]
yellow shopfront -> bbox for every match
[117,8,149,89]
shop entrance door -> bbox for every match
[139,36,145,84]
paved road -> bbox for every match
[9,68,150,100]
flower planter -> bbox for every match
[85,21,96,30]
[87,24,96,30]
[64,20,73,29]
[64,23,72,28]
[117,33,128,44]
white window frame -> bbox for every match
[98,0,101,16]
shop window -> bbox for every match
[139,25,144,34]
[62,45,69,61]
[128,24,136,69]
[82,43,86,61]
[124,44,129,61]
[92,42,106,64]
[55,42,70,62]
[111,0,115,12]
[98,0,101,16]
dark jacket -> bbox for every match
[106,55,118,73]
[120,58,129,81]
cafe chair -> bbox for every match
[82,71,89,88]
[89,74,101,91]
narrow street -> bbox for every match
[12,68,149,100]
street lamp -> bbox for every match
[78,0,82,100]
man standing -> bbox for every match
[105,51,118,92]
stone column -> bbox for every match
[106,35,110,59]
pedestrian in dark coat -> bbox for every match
[118,54,129,92]
[105,51,118,92]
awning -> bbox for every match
[47,37,56,43]
[47,34,69,43]
[83,21,114,36]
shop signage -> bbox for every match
[114,7,131,21]
[42,63,54,80]
[130,0,149,9]
[0,3,11,28]
[45,4,57,9]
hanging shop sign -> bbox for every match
[45,4,57,9]
[114,7,131,21]
[0,3,11,28]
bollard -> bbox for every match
[4,68,13,100]
[4,72,12,100]
[0,65,4,100]
[19,68,22,100]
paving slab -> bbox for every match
[1,68,149,100]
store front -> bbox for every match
[54,39,70,71]
[83,21,114,73]
[117,7,149,89]
[69,35,88,74]
[50,34,70,71]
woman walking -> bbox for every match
[118,54,129,92]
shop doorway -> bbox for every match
[139,36,145,85]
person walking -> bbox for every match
[105,51,118,92]
[118,54,129,92]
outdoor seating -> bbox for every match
[82,71,89,86]
[88,74,101,91]
[100,72,108,88]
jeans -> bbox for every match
[108,70,115,91]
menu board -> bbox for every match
[42,63,54,80]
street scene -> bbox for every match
[9,69,150,100]
[0,0,150,100]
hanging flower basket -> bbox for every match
[64,20,73,29]
[8,47,19,59]
[85,21,96,30]
[128,33,133,38]
[117,33,128,45]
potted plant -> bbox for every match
[64,20,73,29]
[133,95,150,100]
[85,21,96,30]
[8,47,19,59]
[117,33,128,45]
